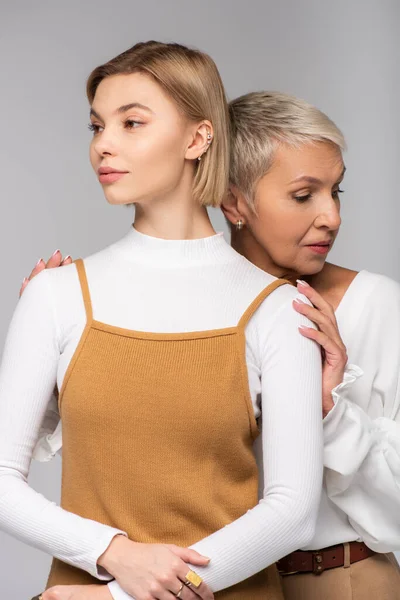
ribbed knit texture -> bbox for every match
[47,259,287,599]
[0,227,323,597]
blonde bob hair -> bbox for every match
[87,41,230,208]
[229,91,346,208]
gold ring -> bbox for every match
[185,569,203,588]
[175,582,184,598]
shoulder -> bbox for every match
[43,242,115,292]
[356,272,400,331]
[338,270,400,344]
[359,271,400,299]
[229,252,294,297]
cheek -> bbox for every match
[251,204,308,251]
[89,142,97,170]
[129,129,187,190]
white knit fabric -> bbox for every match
[0,227,324,595]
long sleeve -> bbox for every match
[0,271,126,579]
[323,275,400,552]
[108,290,324,598]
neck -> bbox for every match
[133,165,216,240]
[231,227,300,284]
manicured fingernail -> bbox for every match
[294,298,306,304]
[64,255,71,261]
[298,325,310,331]
[22,277,28,285]
[52,249,60,256]
[296,279,309,287]
[36,258,44,266]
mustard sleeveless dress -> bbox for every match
[46,258,286,599]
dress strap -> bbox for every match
[73,258,93,323]
[237,279,291,330]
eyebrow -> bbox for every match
[289,166,347,186]
[90,102,154,120]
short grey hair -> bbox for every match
[229,91,346,207]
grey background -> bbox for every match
[1,0,399,596]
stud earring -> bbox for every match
[236,219,244,231]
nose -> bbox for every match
[314,198,342,232]
[92,128,117,158]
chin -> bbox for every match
[103,191,135,206]
[299,259,328,276]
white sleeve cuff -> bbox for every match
[108,579,133,599]
[323,364,363,432]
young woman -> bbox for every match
[222,91,400,599]
[0,44,329,600]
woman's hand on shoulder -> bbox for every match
[97,534,214,599]
[293,280,348,418]
[20,250,72,297]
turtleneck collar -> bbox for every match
[112,225,238,267]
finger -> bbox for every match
[41,587,72,600]
[166,545,210,566]
[167,553,212,600]
[296,281,337,323]
[61,255,73,265]
[173,571,213,600]
[28,259,46,281]
[190,582,214,600]
[46,250,63,268]
[299,327,347,366]
[293,300,344,348]
[155,585,178,600]
[179,584,202,600]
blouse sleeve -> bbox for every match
[0,270,126,579]
[108,286,324,599]
[323,276,400,552]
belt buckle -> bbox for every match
[312,551,324,575]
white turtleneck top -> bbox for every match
[0,227,324,597]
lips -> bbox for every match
[306,241,331,247]
[98,167,128,175]
[98,166,128,184]
[305,242,331,255]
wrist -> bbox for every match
[98,533,132,575]
[322,396,335,419]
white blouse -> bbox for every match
[304,270,400,552]
[0,227,323,596]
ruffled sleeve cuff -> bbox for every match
[323,364,364,438]
[33,420,63,462]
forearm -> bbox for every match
[0,469,125,577]
[0,271,126,578]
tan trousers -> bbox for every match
[281,551,400,600]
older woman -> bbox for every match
[223,91,400,600]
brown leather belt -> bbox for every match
[277,541,376,576]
